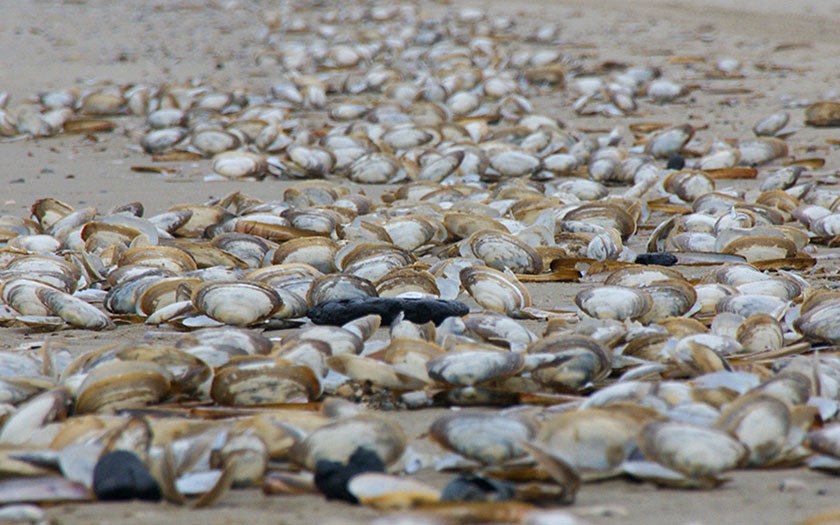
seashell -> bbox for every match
[794,300,840,344]
[36,288,115,330]
[347,473,440,510]
[140,127,187,154]
[527,334,612,392]
[209,233,270,268]
[644,124,693,159]
[735,314,784,352]
[603,265,686,288]
[307,273,377,305]
[430,413,537,465]
[210,357,321,406]
[575,286,652,322]
[212,151,267,179]
[699,148,740,170]
[460,266,531,316]
[271,237,338,274]
[562,203,636,241]
[117,246,198,273]
[720,235,797,262]
[639,421,746,478]
[443,212,507,241]
[488,150,541,178]
[738,137,788,166]
[191,281,282,326]
[716,393,790,466]
[74,360,170,414]
[639,279,697,323]
[348,153,400,184]
[338,243,415,282]
[753,112,789,136]
[327,354,426,390]
[716,294,788,319]
[538,408,644,475]
[647,79,685,102]
[804,101,840,127]
[382,215,438,252]
[427,351,524,387]
[191,129,241,156]
[663,170,714,202]
[463,230,543,274]
[375,268,439,298]
[289,415,406,471]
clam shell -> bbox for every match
[271,237,338,274]
[460,266,532,315]
[427,351,524,387]
[191,281,282,326]
[716,393,790,466]
[464,230,543,274]
[639,421,747,477]
[575,286,653,321]
[430,413,537,465]
[804,101,840,127]
[36,288,115,330]
[289,415,406,471]
[75,360,171,414]
[210,357,321,406]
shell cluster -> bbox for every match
[2,0,840,523]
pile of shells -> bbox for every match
[2,0,840,523]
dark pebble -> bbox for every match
[308,297,469,326]
[635,252,678,266]
[92,450,161,502]
[314,447,386,503]
[441,475,516,502]
[666,154,685,170]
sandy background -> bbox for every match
[2,0,840,524]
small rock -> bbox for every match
[635,252,678,266]
[92,450,161,501]
[308,298,469,326]
[666,154,685,170]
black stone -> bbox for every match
[635,252,678,266]
[441,475,516,502]
[666,154,685,170]
[308,297,469,326]
[313,447,386,503]
[92,450,161,502]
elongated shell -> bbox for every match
[464,230,543,274]
[575,286,652,321]
[430,413,537,465]
[75,360,171,414]
[639,422,747,477]
[191,281,282,326]
[460,266,532,315]
[210,357,321,406]
[289,415,406,471]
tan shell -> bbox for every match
[116,246,198,273]
[191,281,282,326]
[430,413,537,465]
[464,230,543,274]
[426,351,525,387]
[75,360,171,414]
[663,170,715,203]
[562,203,636,241]
[307,273,377,305]
[375,268,440,298]
[289,415,406,471]
[575,286,653,321]
[210,357,321,406]
[721,235,797,262]
[639,422,747,477]
[327,354,427,390]
[271,237,338,274]
[716,393,790,466]
[460,266,532,315]
[804,101,840,127]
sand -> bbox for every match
[2,0,840,523]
